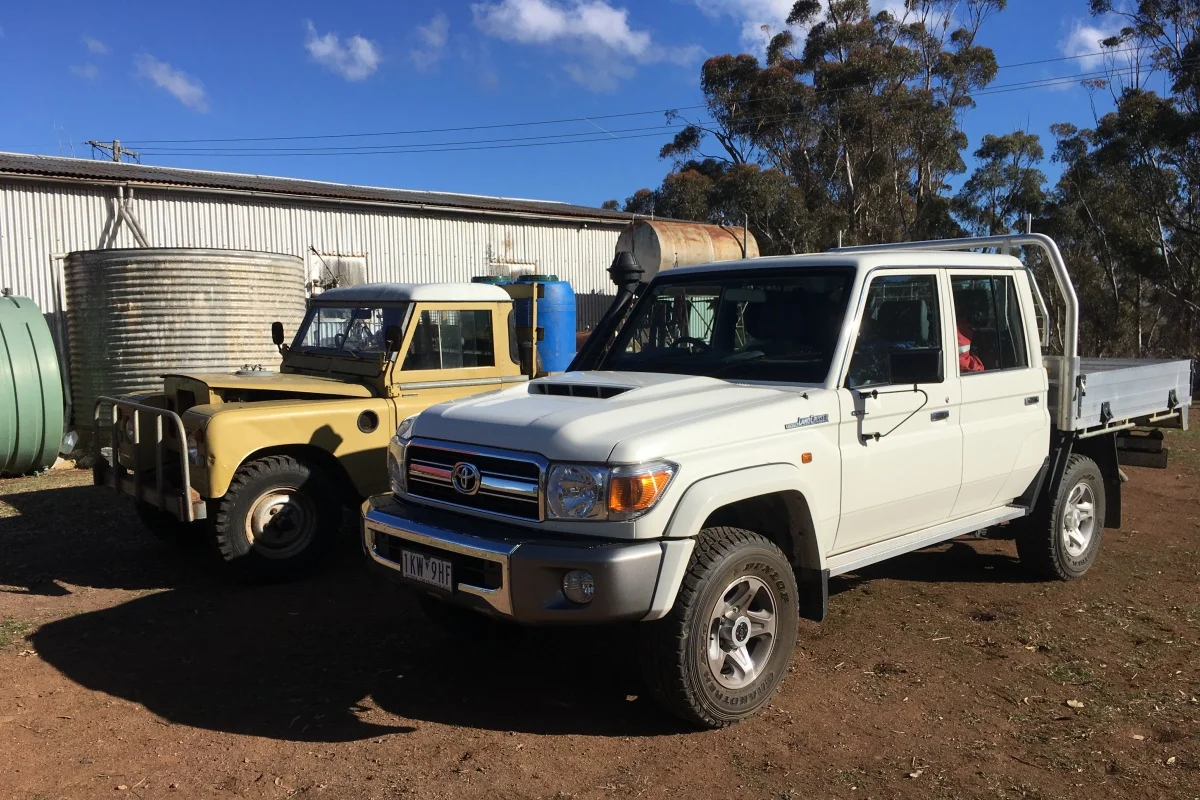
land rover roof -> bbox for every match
[312,282,513,304]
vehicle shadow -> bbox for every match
[0,482,220,595]
[829,539,1038,596]
[31,567,687,742]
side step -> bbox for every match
[826,506,1027,577]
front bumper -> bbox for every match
[361,494,667,624]
[93,396,207,522]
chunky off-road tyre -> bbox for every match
[211,455,343,583]
[638,527,799,728]
[1016,454,1105,580]
[135,501,205,548]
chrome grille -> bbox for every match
[405,441,543,521]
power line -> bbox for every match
[119,46,1150,148]
[133,59,1174,159]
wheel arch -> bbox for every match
[230,444,359,506]
[1068,434,1121,529]
[662,464,828,622]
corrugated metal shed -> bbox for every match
[0,152,626,349]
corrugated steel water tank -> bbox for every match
[0,295,65,475]
[64,248,306,425]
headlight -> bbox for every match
[387,435,406,496]
[395,414,418,442]
[185,428,205,467]
[123,415,136,443]
[546,464,609,519]
[546,460,677,522]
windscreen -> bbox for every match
[292,303,411,358]
[602,269,854,383]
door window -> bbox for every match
[403,309,495,370]
[845,275,942,389]
[950,275,1029,374]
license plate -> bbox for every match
[400,549,453,592]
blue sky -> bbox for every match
[0,0,1140,208]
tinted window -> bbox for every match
[951,275,1029,374]
[845,275,942,388]
[602,270,854,383]
[403,309,495,371]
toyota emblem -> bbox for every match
[451,462,481,496]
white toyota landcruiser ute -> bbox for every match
[362,234,1191,728]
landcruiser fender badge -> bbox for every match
[784,414,829,430]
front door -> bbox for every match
[834,271,963,552]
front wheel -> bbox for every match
[1016,454,1106,580]
[638,527,798,728]
[211,455,344,583]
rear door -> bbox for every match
[834,270,963,552]
[949,271,1049,515]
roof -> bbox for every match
[663,250,1025,278]
[313,282,513,304]
[0,152,634,224]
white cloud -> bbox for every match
[691,0,795,53]
[135,55,209,112]
[84,36,108,55]
[411,12,450,71]
[304,20,382,81]
[71,63,100,80]
[472,0,699,90]
[1061,18,1124,70]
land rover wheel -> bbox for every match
[211,455,343,582]
[135,502,205,548]
[1017,454,1106,580]
[639,527,798,728]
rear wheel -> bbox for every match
[135,501,205,547]
[211,455,344,583]
[1017,454,1105,580]
[638,527,798,728]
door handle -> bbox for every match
[930,410,950,421]
[1024,396,1040,406]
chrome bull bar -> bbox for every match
[92,396,207,523]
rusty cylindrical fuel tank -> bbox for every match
[64,248,306,427]
[614,220,760,282]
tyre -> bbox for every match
[211,455,344,583]
[1016,454,1105,580]
[638,527,799,728]
[135,501,206,548]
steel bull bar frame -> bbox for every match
[93,396,207,522]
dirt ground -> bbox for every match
[1,433,1197,800]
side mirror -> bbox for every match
[889,348,943,385]
[384,325,404,361]
[271,321,285,347]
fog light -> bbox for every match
[562,570,594,605]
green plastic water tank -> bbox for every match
[0,295,65,475]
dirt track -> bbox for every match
[1,430,1198,800]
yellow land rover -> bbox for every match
[94,282,532,582]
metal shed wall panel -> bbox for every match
[0,180,624,320]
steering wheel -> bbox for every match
[671,336,711,353]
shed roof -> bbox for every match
[0,152,634,224]
[313,282,513,304]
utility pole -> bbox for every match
[85,139,140,163]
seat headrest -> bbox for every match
[875,299,930,343]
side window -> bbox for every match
[402,309,496,371]
[951,275,1029,374]
[845,275,941,388]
